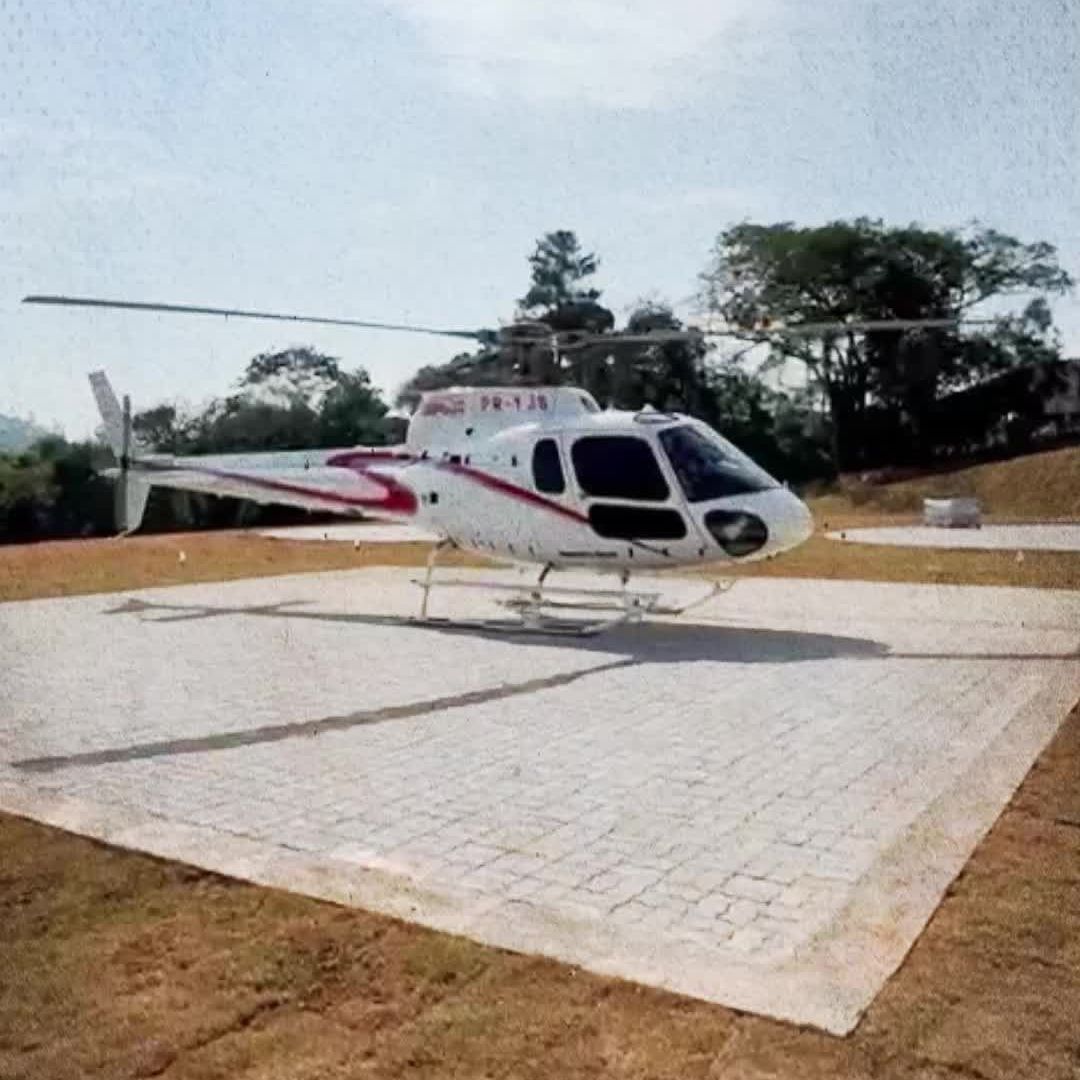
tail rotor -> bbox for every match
[115,394,133,534]
[88,371,152,536]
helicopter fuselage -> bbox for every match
[127,385,814,572]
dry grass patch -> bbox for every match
[714,528,1080,591]
[3,513,1079,606]
[0,530,488,604]
[813,444,1080,520]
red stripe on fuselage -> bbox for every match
[143,459,418,515]
[441,461,589,525]
[329,451,589,526]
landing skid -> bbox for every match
[408,542,733,637]
[409,611,633,638]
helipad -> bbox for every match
[2,569,1077,1034]
[828,523,1080,551]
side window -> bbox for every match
[532,438,565,494]
[589,505,687,540]
[571,436,670,502]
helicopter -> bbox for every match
[23,293,977,635]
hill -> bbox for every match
[811,445,1080,521]
[0,414,51,453]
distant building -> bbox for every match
[934,358,1080,454]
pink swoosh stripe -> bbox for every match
[443,461,589,525]
[328,450,590,526]
[141,459,418,515]
[143,451,592,531]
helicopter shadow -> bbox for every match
[103,596,891,665]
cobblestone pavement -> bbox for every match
[2,569,1078,1033]
[827,523,1080,551]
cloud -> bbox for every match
[386,0,777,109]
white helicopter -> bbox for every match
[23,294,969,634]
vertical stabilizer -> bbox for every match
[89,370,127,455]
[87,370,151,534]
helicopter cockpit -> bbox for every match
[655,422,781,502]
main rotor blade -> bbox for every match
[696,316,996,338]
[22,294,490,342]
[770,317,964,335]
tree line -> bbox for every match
[1,217,1073,542]
[400,223,1073,473]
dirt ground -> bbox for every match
[1,518,1079,1078]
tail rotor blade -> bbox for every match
[116,395,132,535]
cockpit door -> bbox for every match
[563,432,709,559]
[655,421,782,558]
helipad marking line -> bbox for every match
[13,658,633,773]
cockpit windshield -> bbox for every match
[658,424,780,502]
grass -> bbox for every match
[812,443,1080,519]
[0,531,486,604]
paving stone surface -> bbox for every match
[2,568,1077,1033]
[827,523,1080,551]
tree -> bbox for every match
[519,230,604,315]
[396,230,620,408]
[239,347,344,408]
[698,219,1073,469]
[189,397,321,453]
[394,351,500,411]
[0,450,56,541]
[0,437,115,543]
[133,404,196,454]
[318,369,389,447]
[145,348,393,455]
[613,302,712,413]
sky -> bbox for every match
[2,0,1078,438]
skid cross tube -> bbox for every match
[409,555,734,636]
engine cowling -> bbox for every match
[405,386,599,455]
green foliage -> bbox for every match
[0,453,56,511]
[134,349,391,456]
[609,302,711,414]
[318,369,390,447]
[395,348,543,411]
[519,230,603,315]
[0,439,114,542]
[240,347,344,407]
[190,397,322,453]
[132,404,191,454]
[1,348,395,542]
[698,218,1074,468]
